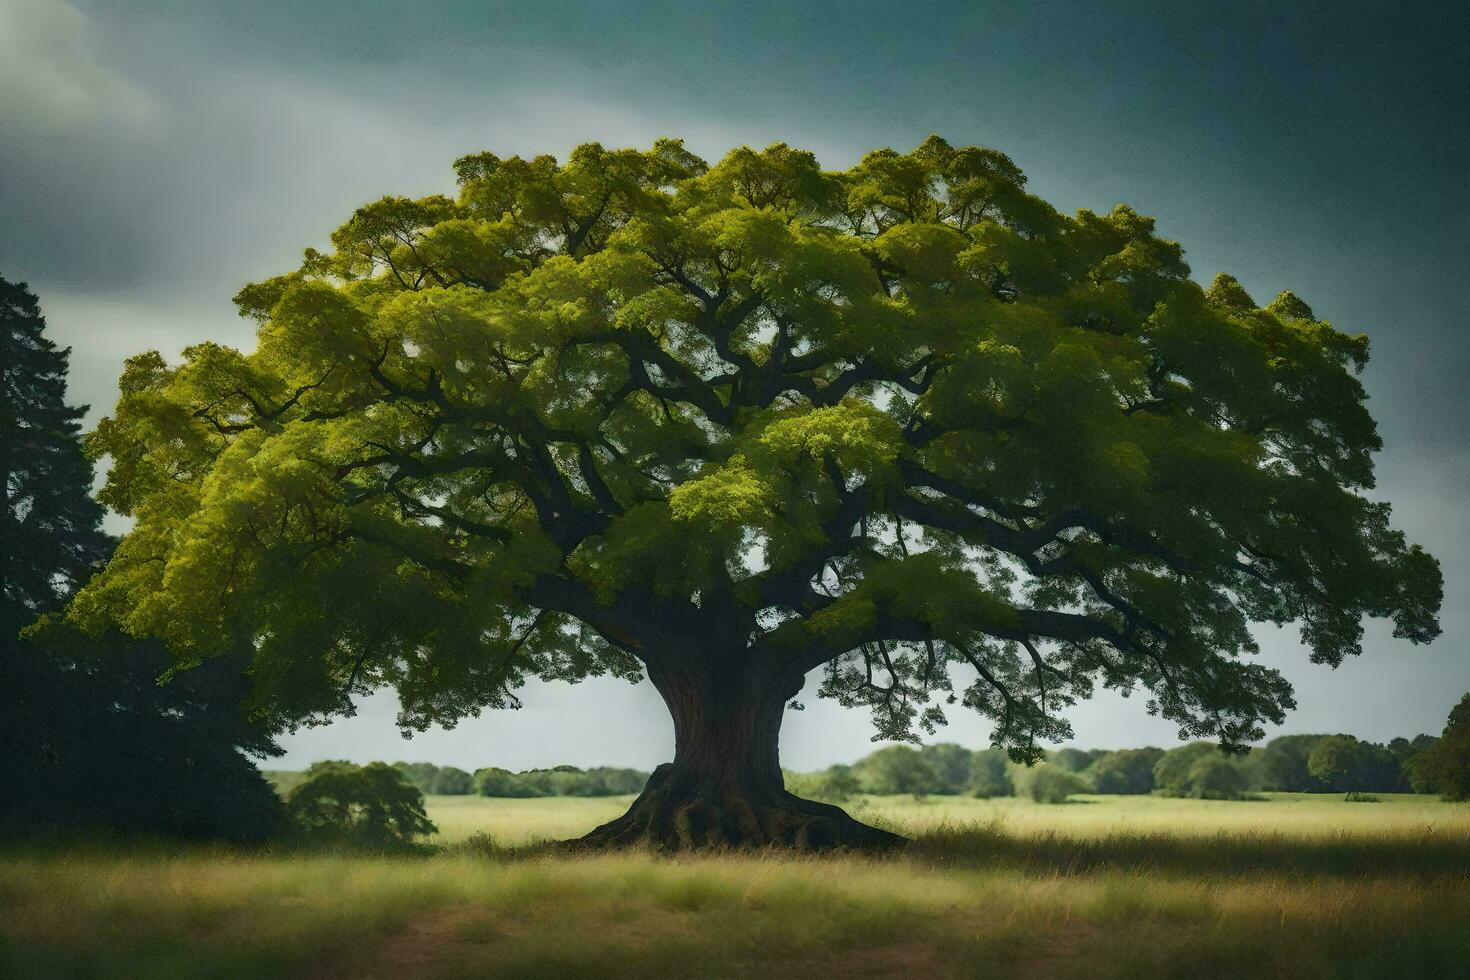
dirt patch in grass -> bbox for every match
[349,905,497,978]
[820,941,947,978]
[348,901,705,978]
[1009,922,1102,979]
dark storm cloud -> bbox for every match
[2,0,1466,768]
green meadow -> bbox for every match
[5,793,1469,979]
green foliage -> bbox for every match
[1251,734,1414,794]
[1,625,283,842]
[285,761,436,849]
[434,767,475,795]
[0,276,111,642]
[1012,762,1087,803]
[517,766,650,797]
[1391,734,1441,794]
[969,748,1013,798]
[1,276,281,843]
[70,136,1440,763]
[1153,742,1252,798]
[1152,742,1221,794]
[1051,748,1107,773]
[1183,755,1252,800]
[1086,747,1166,794]
[1411,694,1470,801]
[852,746,940,798]
[392,762,475,795]
[473,767,539,798]
[783,765,861,803]
[468,764,649,798]
[263,770,307,796]
[919,743,974,794]
[1307,736,1399,793]
[1256,735,1328,791]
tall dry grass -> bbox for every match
[3,793,1468,978]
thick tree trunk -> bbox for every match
[575,649,904,851]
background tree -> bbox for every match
[1181,755,1251,800]
[1087,747,1165,795]
[969,748,1013,798]
[920,742,974,794]
[1390,734,1440,793]
[286,760,436,849]
[70,138,1441,849]
[783,764,861,804]
[1412,694,1470,801]
[392,761,476,795]
[1153,742,1228,796]
[1,275,280,842]
[1012,762,1086,803]
[0,276,110,642]
[1051,748,1106,773]
[1255,735,1328,792]
[473,767,537,798]
[430,765,473,795]
[1306,735,1399,793]
[852,745,939,798]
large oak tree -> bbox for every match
[72,138,1441,848]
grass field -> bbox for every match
[4,793,1470,979]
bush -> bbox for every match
[286,761,437,850]
[1013,763,1087,803]
[447,831,501,858]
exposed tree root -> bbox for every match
[571,763,907,852]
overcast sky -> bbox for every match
[3,0,1467,771]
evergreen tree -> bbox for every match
[0,276,110,642]
[0,275,281,841]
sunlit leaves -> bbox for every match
[71,134,1439,755]
[669,455,771,528]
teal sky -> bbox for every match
[2,0,1466,770]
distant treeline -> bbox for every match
[786,732,1446,803]
[266,731,1448,805]
[267,762,650,799]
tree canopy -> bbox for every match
[69,137,1442,847]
